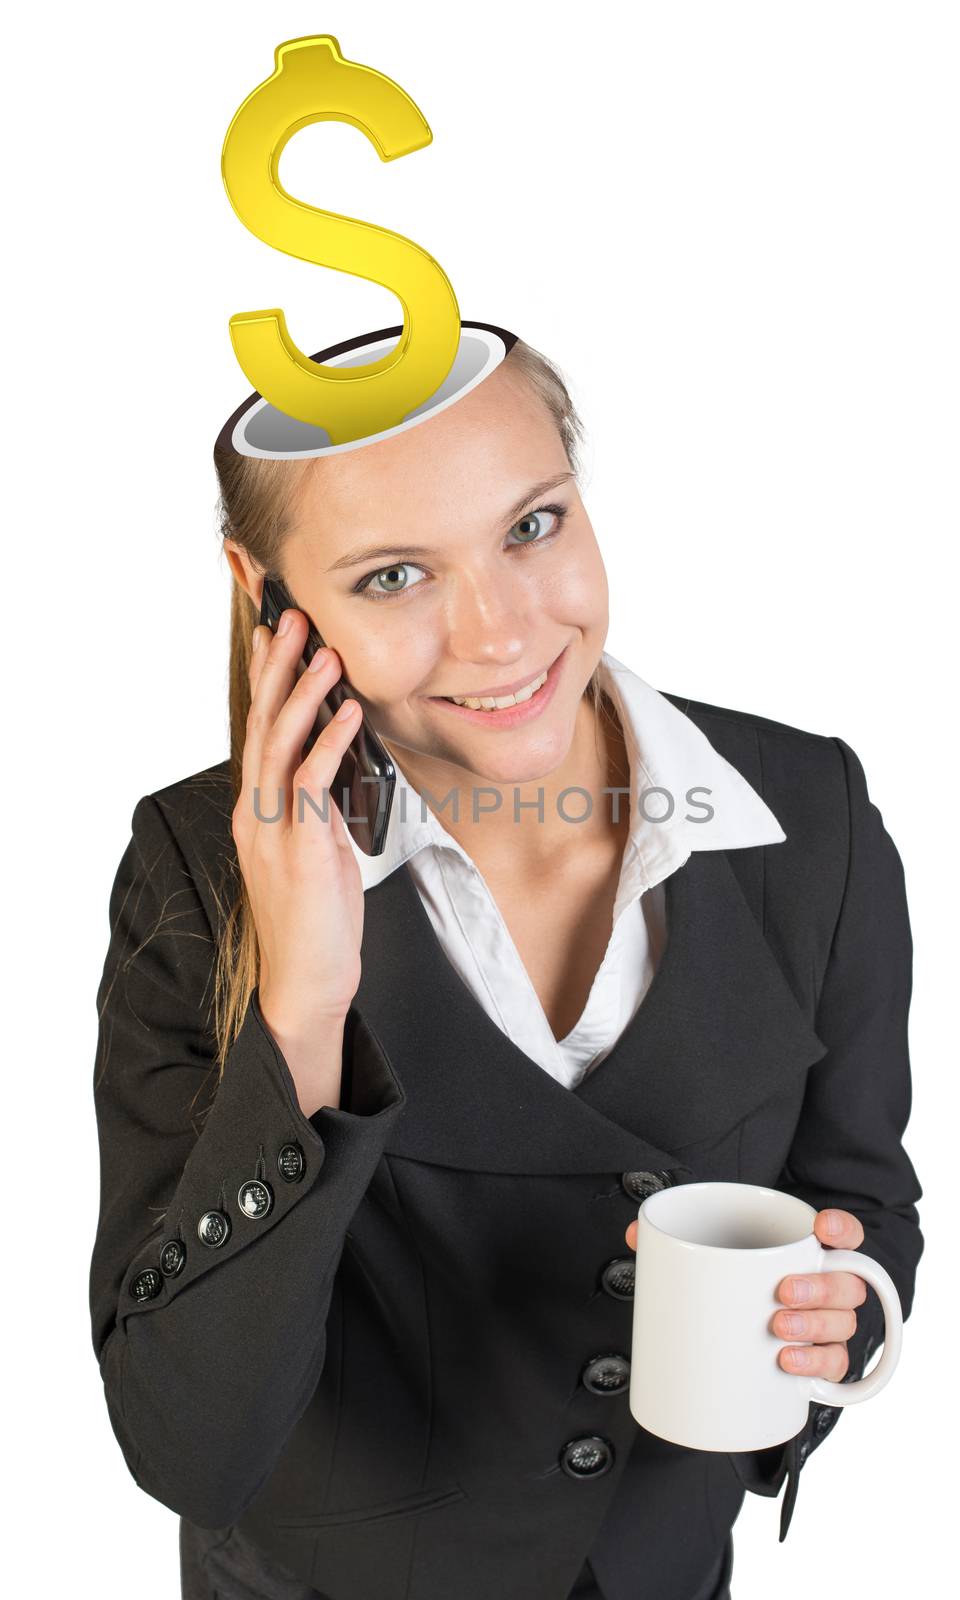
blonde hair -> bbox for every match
[210,337,613,1080]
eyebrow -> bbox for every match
[325,471,576,572]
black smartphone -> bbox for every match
[258,574,395,856]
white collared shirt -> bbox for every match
[347,651,786,1091]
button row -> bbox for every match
[129,1142,307,1300]
[558,1171,678,1481]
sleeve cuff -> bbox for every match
[727,1266,887,1541]
[117,989,406,1322]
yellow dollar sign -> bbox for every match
[221,34,460,443]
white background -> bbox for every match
[7,2,954,1594]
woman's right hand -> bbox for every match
[232,606,366,1104]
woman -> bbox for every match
[89,322,923,1600]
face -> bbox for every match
[228,360,609,790]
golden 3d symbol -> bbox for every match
[221,34,460,442]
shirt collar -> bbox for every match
[346,649,786,893]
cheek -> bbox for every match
[336,617,438,704]
[536,541,608,620]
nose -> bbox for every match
[441,565,531,668]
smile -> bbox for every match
[427,646,568,728]
[444,666,549,710]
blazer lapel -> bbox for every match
[354,847,828,1175]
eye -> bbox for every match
[352,502,569,602]
[505,505,566,548]
[353,559,429,602]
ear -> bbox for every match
[223,539,265,610]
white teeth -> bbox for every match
[447,668,549,710]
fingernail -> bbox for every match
[251,627,263,653]
[277,610,293,635]
[782,1314,806,1335]
[335,699,358,720]
[787,1347,811,1368]
[790,1278,812,1302]
[825,1210,843,1236]
[308,647,330,673]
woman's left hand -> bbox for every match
[624,1206,868,1377]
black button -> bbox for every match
[814,1405,839,1437]
[197,1210,231,1248]
[130,1268,162,1301]
[600,1257,635,1300]
[277,1143,305,1183]
[621,1170,673,1202]
[238,1179,274,1219]
[559,1436,615,1479]
[159,1239,185,1277]
[581,1353,630,1395]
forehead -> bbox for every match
[290,365,568,541]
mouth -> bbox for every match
[426,645,569,728]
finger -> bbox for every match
[777,1270,868,1310]
[240,609,310,825]
[262,640,356,842]
[244,625,276,784]
[249,623,271,698]
[778,1339,850,1380]
[262,640,346,781]
[624,1220,637,1251]
[771,1305,859,1344]
[294,687,362,843]
[813,1208,865,1249]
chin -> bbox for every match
[456,722,578,785]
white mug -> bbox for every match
[629,1181,903,1452]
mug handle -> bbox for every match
[804,1248,903,1405]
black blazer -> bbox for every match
[88,691,924,1600]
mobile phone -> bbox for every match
[258,574,395,855]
